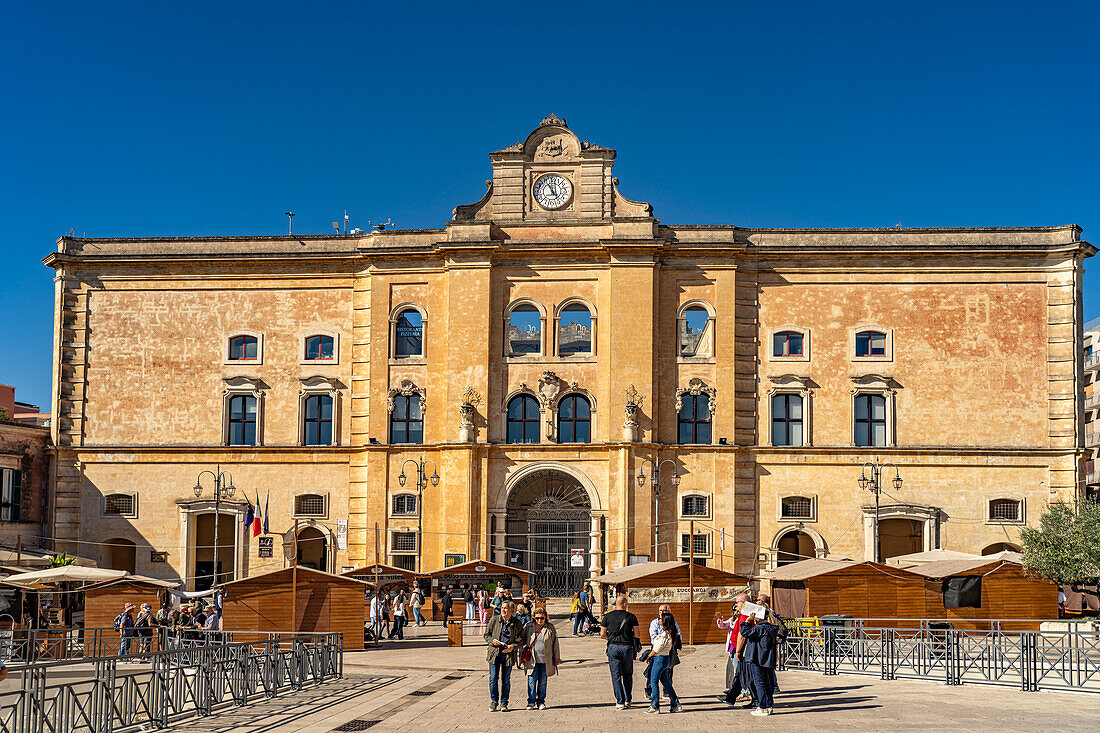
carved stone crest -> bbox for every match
[540,113,567,128]
[537,371,562,406]
[674,378,716,413]
[460,386,483,408]
[387,378,426,414]
[624,385,644,427]
[536,136,565,158]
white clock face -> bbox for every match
[533,173,572,210]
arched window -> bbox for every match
[228,335,258,361]
[678,394,711,444]
[394,309,424,358]
[506,395,540,444]
[776,530,815,567]
[557,394,591,443]
[304,334,335,361]
[390,394,423,444]
[856,330,887,357]
[678,304,713,357]
[228,394,257,446]
[773,331,804,357]
[854,394,887,447]
[303,394,333,446]
[981,542,1020,555]
[507,304,542,356]
[557,303,593,356]
[771,393,804,446]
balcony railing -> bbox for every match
[1087,353,1100,370]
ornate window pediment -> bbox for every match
[675,378,716,413]
[849,373,896,393]
[387,378,426,414]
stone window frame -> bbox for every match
[852,325,894,363]
[389,303,427,364]
[387,378,427,445]
[300,330,340,365]
[389,529,419,556]
[222,376,265,447]
[675,378,716,445]
[849,374,897,448]
[986,496,1025,525]
[766,375,814,447]
[777,493,817,523]
[292,492,329,520]
[550,385,596,444]
[390,492,419,518]
[504,298,547,359]
[769,326,810,363]
[679,492,711,520]
[553,297,597,360]
[0,467,22,523]
[298,376,341,447]
[102,492,139,519]
[678,531,713,558]
[676,300,716,362]
[223,330,264,365]
[502,387,543,443]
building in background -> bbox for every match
[0,384,51,563]
[1083,318,1100,502]
[43,116,1094,592]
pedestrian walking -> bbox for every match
[756,594,786,693]
[718,593,753,707]
[521,606,560,710]
[135,603,155,655]
[478,589,490,626]
[645,604,682,695]
[490,588,506,616]
[369,592,382,641]
[570,592,584,635]
[390,590,407,639]
[464,585,476,622]
[739,613,781,716]
[644,607,683,714]
[440,590,454,627]
[411,586,427,627]
[380,593,392,638]
[483,601,523,712]
[114,603,136,657]
[514,603,532,628]
[600,593,640,710]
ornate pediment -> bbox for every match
[849,373,897,393]
[675,378,716,413]
[387,378,426,414]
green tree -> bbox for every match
[1019,500,1100,585]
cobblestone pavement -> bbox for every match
[170,617,1100,732]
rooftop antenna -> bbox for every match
[374,218,395,232]
[894,222,902,229]
[332,221,340,234]
[284,211,295,235]
[344,210,350,235]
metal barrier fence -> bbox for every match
[0,632,343,733]
[781,621,1100,693]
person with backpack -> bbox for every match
[738,613,782,717]
[439,590,454,628]
[600,593,640,709]
[410,586,427,627]
[114,603,136,657]
[643,607,683,714]
[135,603,155,656]
[464,585,476,622]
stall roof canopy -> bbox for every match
[886,549,978,567]
[761,558,917,582]
[591,561,749,585]
[908,557,1022,579]
[1,566,131,588]
[86,574,180,591]
[220,566,373,589]
[0,547,97,568]
[342,563,418,579]
[425,559,533,577]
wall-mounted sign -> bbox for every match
[258,536,274,558]
[626,586,749,604]
[474,565,487,572]
[337,519,348,550]
[150,551,168,563]
[570,549,585,568]
[445,554,466,567]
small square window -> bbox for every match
[392,494,418,515]
[294,494,327,517]
[680,533,709,556]
[780,496,814,520]
[104,494,136,517]
[392,532,418,553]
[856,331,887,357]
[773,331,804,357]
[988,499,1021,522]
[681,495,709,517]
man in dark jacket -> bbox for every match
[483,601,523,712]
[440,591,454,627]
[740,617,780,716]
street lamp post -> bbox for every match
[193,465,236,587]
[858,459,903,563]
[636,458,681,562]
[398,458,440,573]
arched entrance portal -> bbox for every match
[879,518,923,561]
[505,470,591,596]
[296,526,328,572]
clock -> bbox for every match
[533,173,572,210]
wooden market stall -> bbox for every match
[910,557,1057,630]
[342,563,421,595]
[767,559,927,622]
[220,566,370,649]
[424,560,532,621]
[592,561,750,644]
[84,575,178,630]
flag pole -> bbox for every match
[688,519,695,646]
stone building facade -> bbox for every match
[45,116,1093,592]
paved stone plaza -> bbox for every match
[162,618,1098,732]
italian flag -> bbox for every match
[252,491,263,537]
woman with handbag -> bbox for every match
[521,607,561,710]
[644,609,683,714]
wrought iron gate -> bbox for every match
[506,470,592,597]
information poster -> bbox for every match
[626,586,747,604]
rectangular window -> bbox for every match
[392,531,418,553]
[781,496,814,520]
[0,469,21,523]
[390,555,416,571]
[771,393,804,446]
[104,493,136,517]
[856,331,887,357]
[681,495,709,517]
[392,494,418,515]
[988,499,1021,522]
[854,394,887,447]
[294,494,327,517]
[680,533,709,556]
[772,331,804,357]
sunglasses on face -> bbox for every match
[535,616,547,620]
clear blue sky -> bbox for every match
[3,2,1099,408]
